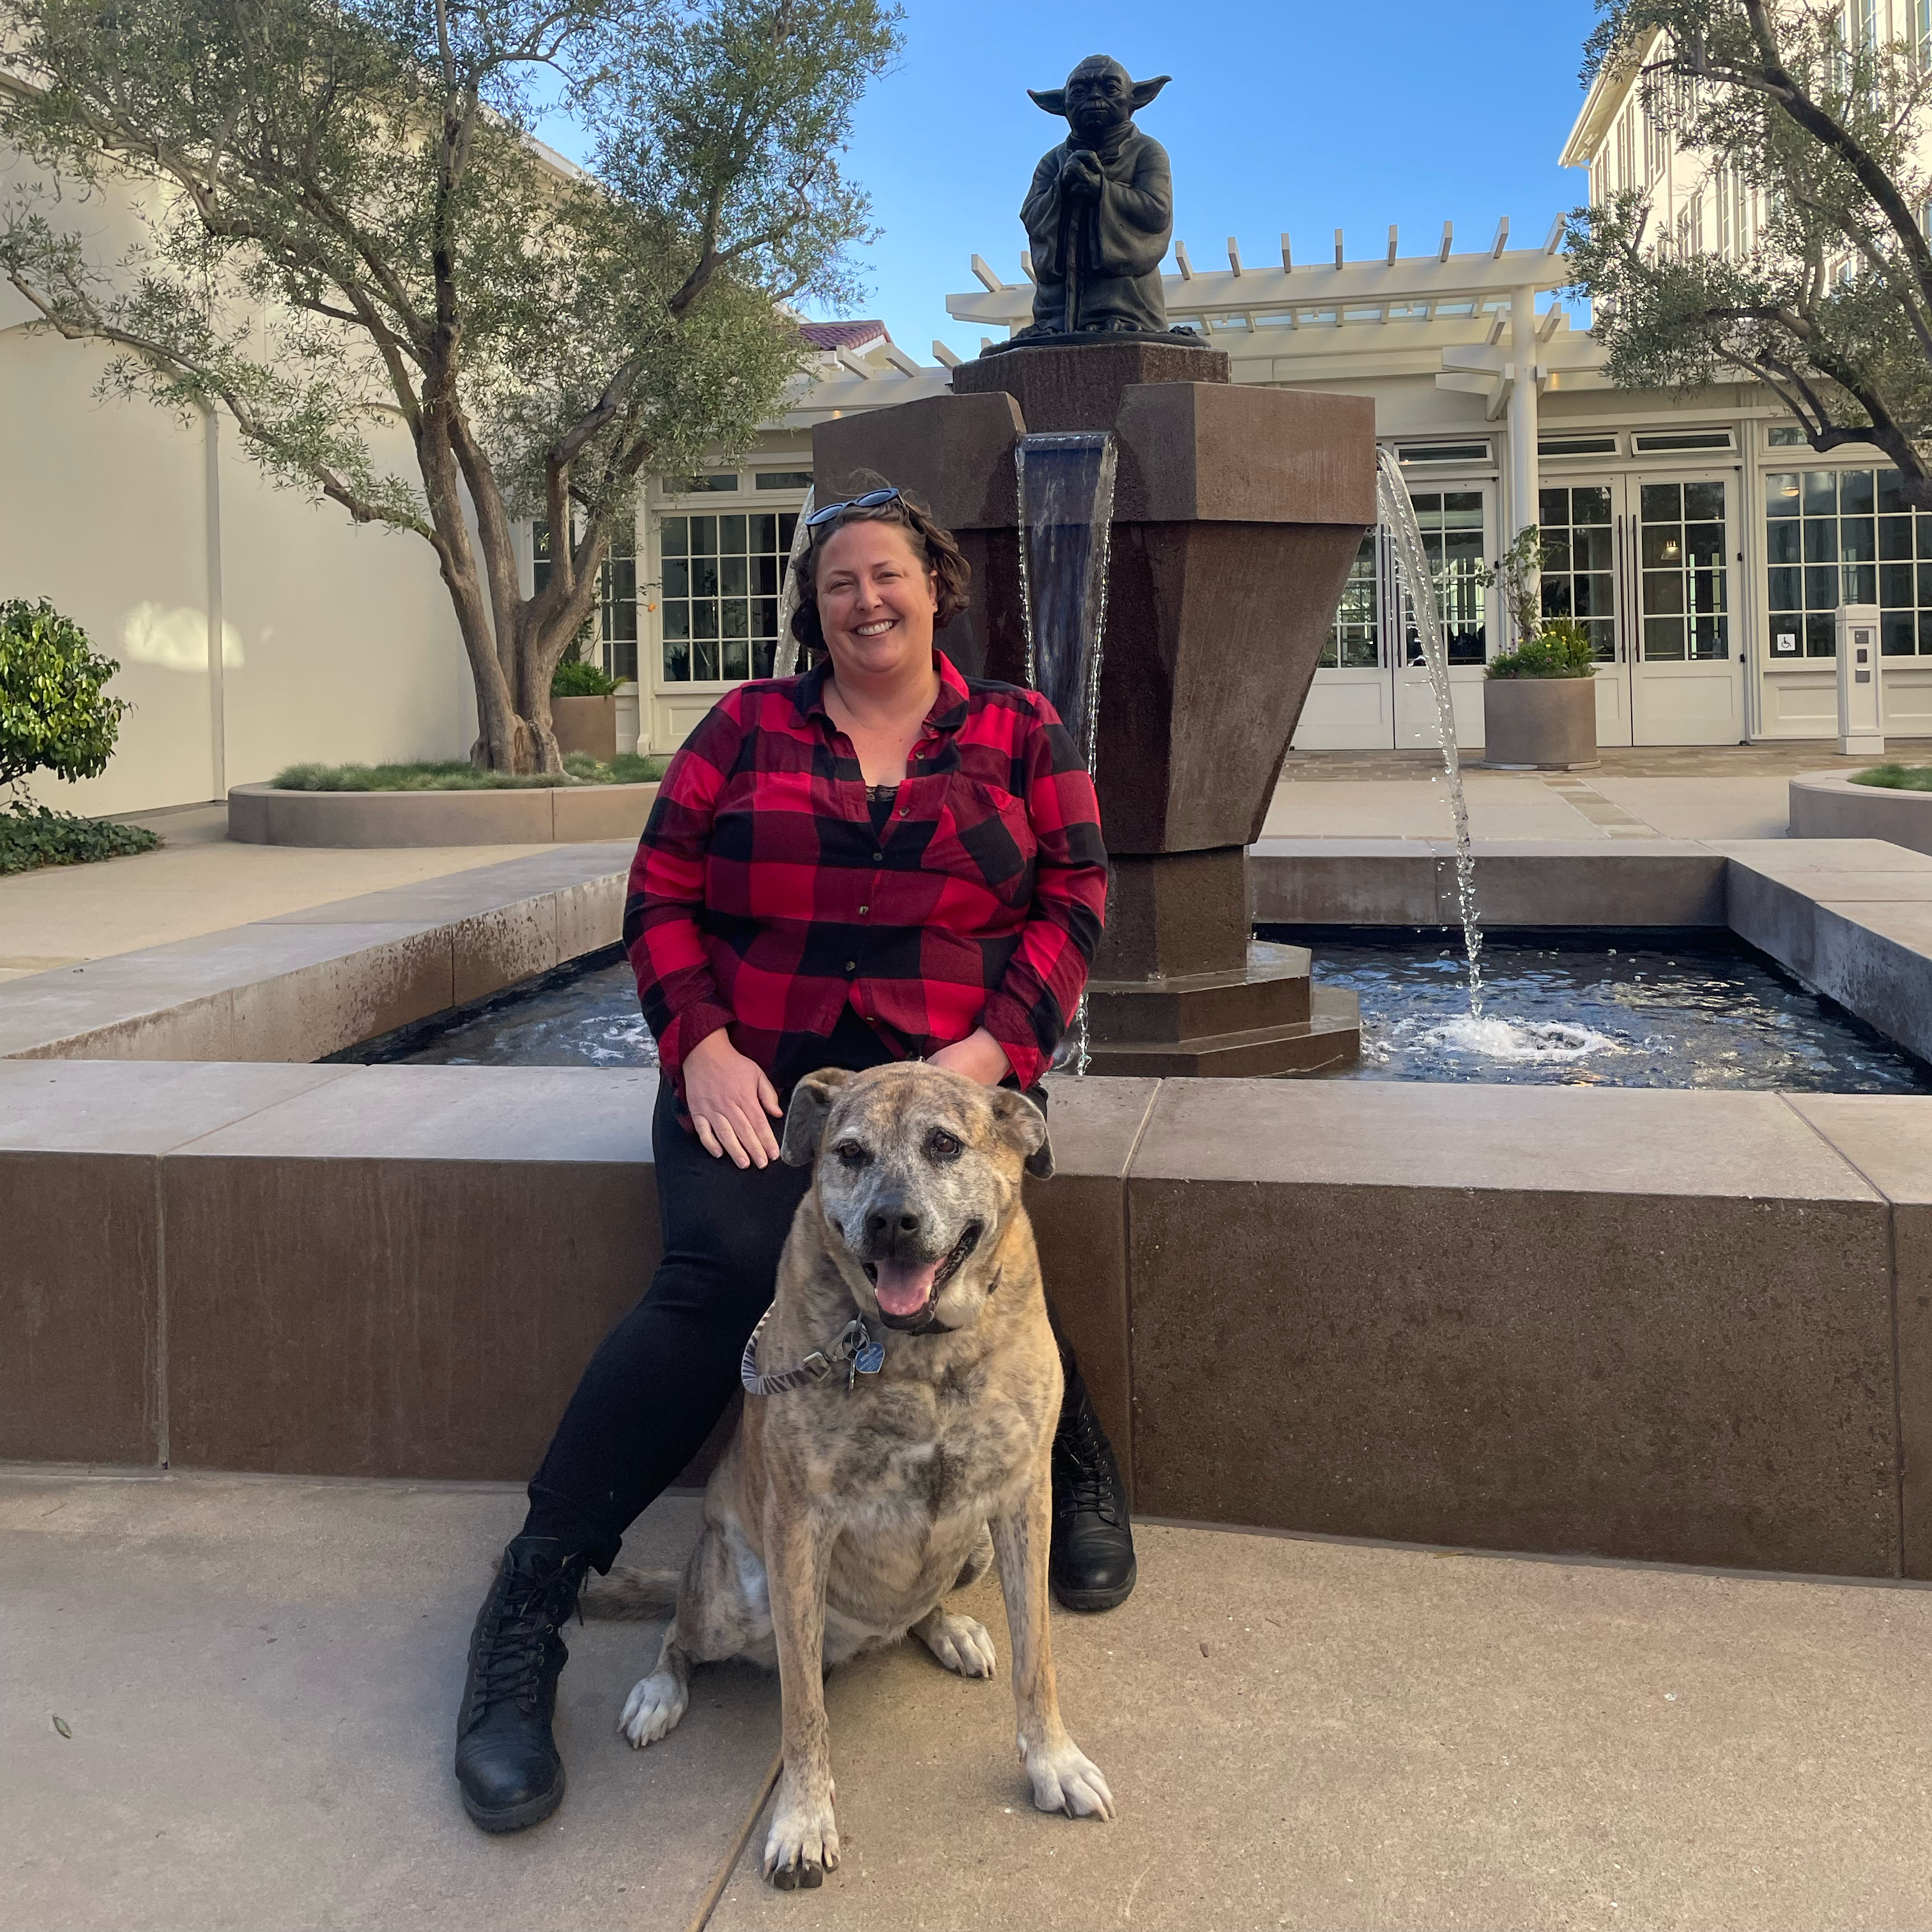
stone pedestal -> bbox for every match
[813,339,1375,1077]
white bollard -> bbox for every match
[1834,604,1886,757]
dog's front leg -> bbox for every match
[762,1491,841,1889]
[992,1461,1115,1821]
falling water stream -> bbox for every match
[1376,445,1484,1018]
[1016,431,1119,1073]
[1375,448,1605,1066]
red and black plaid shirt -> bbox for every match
[624,652,1107,1100]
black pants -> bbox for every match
[523,1031,1071,1570]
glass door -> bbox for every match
[1538,479,1633,747]
[1294,529,1395,749]
[1391,484,1494,747]
[1629,475,1744,745]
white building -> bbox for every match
[12,25,1932,818]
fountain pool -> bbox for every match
[334,930,1931,1094]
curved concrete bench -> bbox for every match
[1788,771,1932,857]
[227,779,658,848]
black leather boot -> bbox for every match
[453,1535,592,1832]
[1049,1369,1137,1612]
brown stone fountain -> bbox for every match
[814,57,1375,1077]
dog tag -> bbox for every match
[854,1340,885,1376]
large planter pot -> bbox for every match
[551,694,618,762]
[1482,676,1599,770]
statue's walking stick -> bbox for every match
[1062,151,1085,334]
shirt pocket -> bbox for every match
[931,776,1037,907]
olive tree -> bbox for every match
[1568,0,1932,505]
[1,0,900,770]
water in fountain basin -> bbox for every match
[1015,431,1118,1073]
[1375,447,1485,1020]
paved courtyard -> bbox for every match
[3,1468,1927,1932]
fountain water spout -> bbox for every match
[1016,431,1119,1070]
[1375,447,1485,1018]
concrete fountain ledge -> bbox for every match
[1,1061,1926,1583]
[227,779,659,848]
[2,837,1928,1581]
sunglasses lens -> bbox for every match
[806,487,901,528]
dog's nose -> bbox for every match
[865,1195,922,1245]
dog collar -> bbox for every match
[740,1308,885,1397]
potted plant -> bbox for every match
[1482,618,1600,769]
[549,653,621,762]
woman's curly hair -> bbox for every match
[787,487,972,657]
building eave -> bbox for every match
[1560,27,1659,169]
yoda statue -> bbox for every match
[1005,55,1188,345]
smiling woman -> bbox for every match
[451,482,1138,1839]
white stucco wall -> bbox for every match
[0,153,476,818]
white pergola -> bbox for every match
[779,223,1608,537]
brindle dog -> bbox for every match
[583,1060,1114,1887]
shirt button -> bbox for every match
[845,960,857,973]
[858,905,868,916]
[872,850,884,862]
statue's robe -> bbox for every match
[1020,123,1174,335]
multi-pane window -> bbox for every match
[1320,533,1379,668]
[533,517,638,682]
[1639,481,1728,661]
[600,525,638,682]
[1402,491,1488,664]
[1767,468,1932,657]
[1538,485,1617,661]
[659,510,801,682]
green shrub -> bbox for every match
[1851,763,1932,792]
[271,753,668,791]
[551,657,621,698]
[1485,618,1598,680]
[1,599,133,788]
[0,801,159,875]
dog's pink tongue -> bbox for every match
[873,1259,940,1317]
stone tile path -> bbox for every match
[4,1469,1927,1932]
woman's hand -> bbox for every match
[683,1027,783,1168]
[927,1027,1013,1087]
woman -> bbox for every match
[453,487,1135,1834]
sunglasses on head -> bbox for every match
[805,487,901,528]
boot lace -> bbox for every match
[471,1562,578,1717]
[1054,1404,1123,1529]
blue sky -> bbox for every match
[806,0,1605,356]
[539,1,1606,355]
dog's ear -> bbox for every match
[781,1067,852,1167]
[990,1087,1053,1179]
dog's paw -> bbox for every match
[914,1610,997,1678]
[618,1668,687,1748]
[1023,1735,1115,1821]
[763,1789,839,1890]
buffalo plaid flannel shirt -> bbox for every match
[623,652,1107,1100]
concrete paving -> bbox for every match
[0,804,552,981]
[4,1469,1928,1932]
